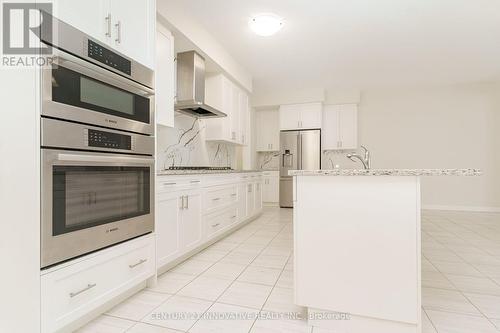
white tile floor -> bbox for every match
[78,207,500,333]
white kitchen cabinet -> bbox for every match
[109,0,155,68]
[239,92,249,145]
[237,181,248,222]
[54,0,110,45]
[41,235,155,333]
[156,26,175,127]
[246,183,255,217]
[180,191,203,252]
[256,109,280,151]
[156,189,202,269]
[156,193,181,267]
[322,104,358,150]
[205,74,249,145]
[53,0,155,68]
[254,180,263,212]
[263,171,279,203]
[279,102,322,130]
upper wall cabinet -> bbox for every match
[322,104,358,150]
[156,26,175,127]
[256,109,280,152]
[279,102,322,130]
[53,0,155,69]
[205,74,249,146]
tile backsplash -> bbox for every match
[157,115,236,170]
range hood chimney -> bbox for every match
[175,51,226,118]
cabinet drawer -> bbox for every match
[157,177,202,194]
[205,185,238,212]
[41,235,155,333]
[205,206,238,239]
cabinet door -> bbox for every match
[322,105,341,150]
[156,193,181,267]
[246,183,255,217]
[279,105,301,130]
[256,111,270,151]
[156,28,175,127]
[262,177,270,202]
[231,85,240,142]
[238,183,248,222]
[239,92,249,145]
[254,181,263,212]
[54,0,110,45]
[180,192,203,251]
[338,104,358,150]
[110,0,155,68]
[268,176,280,203]
[300,102,323,129]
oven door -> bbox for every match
[42,49,155,135]
[41,149,154,268]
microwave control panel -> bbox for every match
[86,129,132,150]
[87,40,131,75]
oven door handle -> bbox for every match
[52,49,154,96]
[57,153,154,166]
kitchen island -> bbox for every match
[290,169,480,333]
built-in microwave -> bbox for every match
[39,12,155,135]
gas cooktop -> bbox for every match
[167,166,233,171]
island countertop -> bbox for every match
[289,168,482,176]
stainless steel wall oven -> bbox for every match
[39,14,155,268]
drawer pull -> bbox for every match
[230,193,237,197]
[129,259,148,269]
[163,182,176,186]
[190,180,200,183]
[212,197,221,201]
[231,215,237,219]
[69,283,97,298]
[212,223,220,227]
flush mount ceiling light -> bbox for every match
[249,14,284,36]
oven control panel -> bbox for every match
[87,40,131,75]
[86,129,132,150]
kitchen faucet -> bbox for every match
[346,145,371,169]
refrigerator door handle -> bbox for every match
[297,133,302,170]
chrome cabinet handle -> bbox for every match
[129,259,147,269]
[231,215,237,219]
[190,180,200,183]
[231,193,237,197]
[212,223,220,227]
[212,197,221,201]
[186,195,189,209]
[70,283,96,298]
[164,182,176,186]
[105,14,112,37]
[115,21,121,44]
[179,196,184,210]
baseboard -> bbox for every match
[422,205,500,213]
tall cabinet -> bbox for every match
[156,25,175,127]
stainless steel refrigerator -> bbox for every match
[279,129,321,207]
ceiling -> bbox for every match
[172,0,500,93]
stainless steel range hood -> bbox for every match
[175,51,226,118]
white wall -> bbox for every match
[325,83,500,210]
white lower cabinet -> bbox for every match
[156,188,202,268]
[263,171,279,203]
[156,173,263,271]
[41,234,155,333]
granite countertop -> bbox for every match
[157,169,263,176]
[289,169,482,176]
